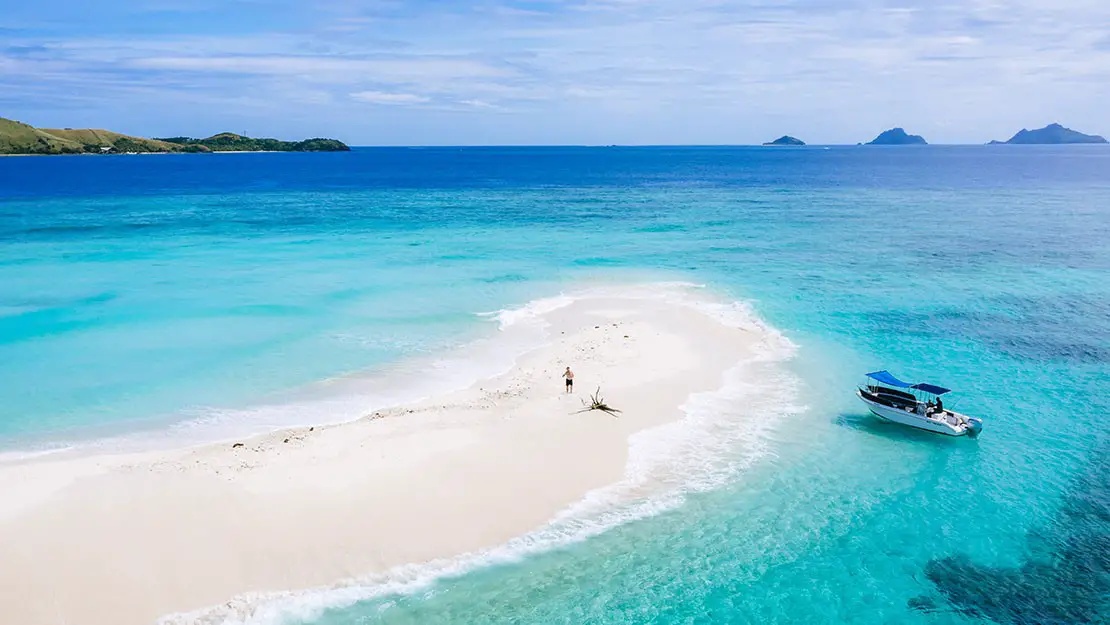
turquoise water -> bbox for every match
[1,147,1108,623]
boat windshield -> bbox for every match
[868,385,916,402]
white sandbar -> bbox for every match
[0,285,777,625]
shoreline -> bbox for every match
[0,150,342,157]
[0,287,558,462]
[0,284,794,625]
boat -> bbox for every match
[856,370,983,437]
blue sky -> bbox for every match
[1,0,1108,145]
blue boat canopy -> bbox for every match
[911,383,951,396]
[865,370,912,388]
[866,371,951,395]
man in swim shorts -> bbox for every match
[563,367,574,393]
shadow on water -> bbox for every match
[912,444,1110,624]
[834,412,980,447]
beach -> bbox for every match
[0,286,770,625]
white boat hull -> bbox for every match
[857,390,981,437]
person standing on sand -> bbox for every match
[562,367,575,393]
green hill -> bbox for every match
[0,118,86,154]
[1,117,349,155]
[0,117,209,155]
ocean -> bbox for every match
[1,146,1108,624]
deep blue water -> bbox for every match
[1,147,1108,624]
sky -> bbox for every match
[1,0,1108,145]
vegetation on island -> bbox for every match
[867,128,928,145]
[763,135,806,146]
[156,132,350,152]
[989,123,1107,145]
[0,117,201,155]
[0,116,349,155]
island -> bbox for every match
[763,135,806,146]
[0,116,349,155]
[156,133,350,152]
[989,123,1107,145]
[867,128,928,145]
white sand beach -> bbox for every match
[0,286,783,625]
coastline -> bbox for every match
[0,284,792,625]
[0,150,290,157]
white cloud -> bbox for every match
[131,55,512,82]
[458,99,503,109]
[350,90,430,105]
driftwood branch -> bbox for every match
[575,387,621,417]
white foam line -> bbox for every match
[162,282,805,625]
[476,282,715,332]
[7,299,555,459]
[0,444,77,464]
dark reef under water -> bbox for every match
[915,446,1110,624]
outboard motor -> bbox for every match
[966,418,984,437]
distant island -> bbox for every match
[763,135,806,146]
[156,133,350,153]
[0,117,349,155]
[989,123,1107,145]
[867,128,927,145]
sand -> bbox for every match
[0,288,764,625]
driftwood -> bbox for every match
[575,387,622,417]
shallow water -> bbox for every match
[2,147,1108,623]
